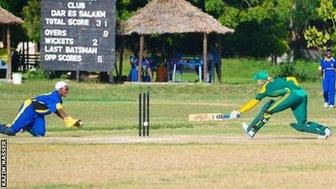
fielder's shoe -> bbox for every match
[242,122,256,139]
[329,105,334,109]
[317,128,333,140]
[324,103,329,108]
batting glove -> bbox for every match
[230,110,240,119]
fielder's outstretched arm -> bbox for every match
[56,108,68,119]
[239,99,260,113]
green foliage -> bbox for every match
[0,0,320,59]
[294,0,320,29]
[304,26,330,50]
[204,0,225,18]
[0,0,10,10]
[225,20,290,58]
[22,68,46,80]
[317,0,336,24]
[221,58,319,82]
[304,0,336,50]
[0,0,27,16]
[0,48,7,61]
[205,0,292,58]
[22,0,40,42]
[218,6,240,29]
[273,60,319,81]
[60,72,71,80]
[116,0,149,22]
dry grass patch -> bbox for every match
[8,137,336,188]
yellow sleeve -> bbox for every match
[239,99,260,113]
[56,103,63,110]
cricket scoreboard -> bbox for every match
[41,0,116,71]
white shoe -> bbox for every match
[242,122,256,139]
[329,105,334,108]
[324,103,328,108]
[317,128,333,140]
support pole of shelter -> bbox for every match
[119,36,125,81]
[217,35,222,82]
[6,26,12,82]
[76,70,80,82]
[138,35,144,82]
[161,34,167,81]
[108,71,114,83]
[203,33,208,83]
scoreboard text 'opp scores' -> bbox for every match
[41,0,116,72]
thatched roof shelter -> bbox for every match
[0,6,23,82]
[121,0,233,35]
[119,0,234,83]
[0,7,23,25]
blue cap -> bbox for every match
[252,71,269,81]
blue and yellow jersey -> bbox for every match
[239,77,303,113]
[319,57,336,79]
[32,90,63,115]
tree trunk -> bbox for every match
[6,26,12,82]
[290,1,300,59]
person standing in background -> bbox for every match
[319,47,336,108]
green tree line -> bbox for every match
[1,0,335,59]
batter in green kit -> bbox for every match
[229,71,333,139]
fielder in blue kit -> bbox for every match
[0,81,83,137]
[319,48,336,108]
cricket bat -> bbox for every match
[188,113,231,122]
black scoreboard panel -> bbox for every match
[41,0,116,71]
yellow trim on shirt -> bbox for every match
[268,88,291,112]
[286,77,299,86]
[11,99,32,125]
[258,82,269,94]
[35,109,49,113]
[325,57,332,61]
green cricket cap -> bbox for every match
[252,71,269,81]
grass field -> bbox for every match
[1,76,336,188]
